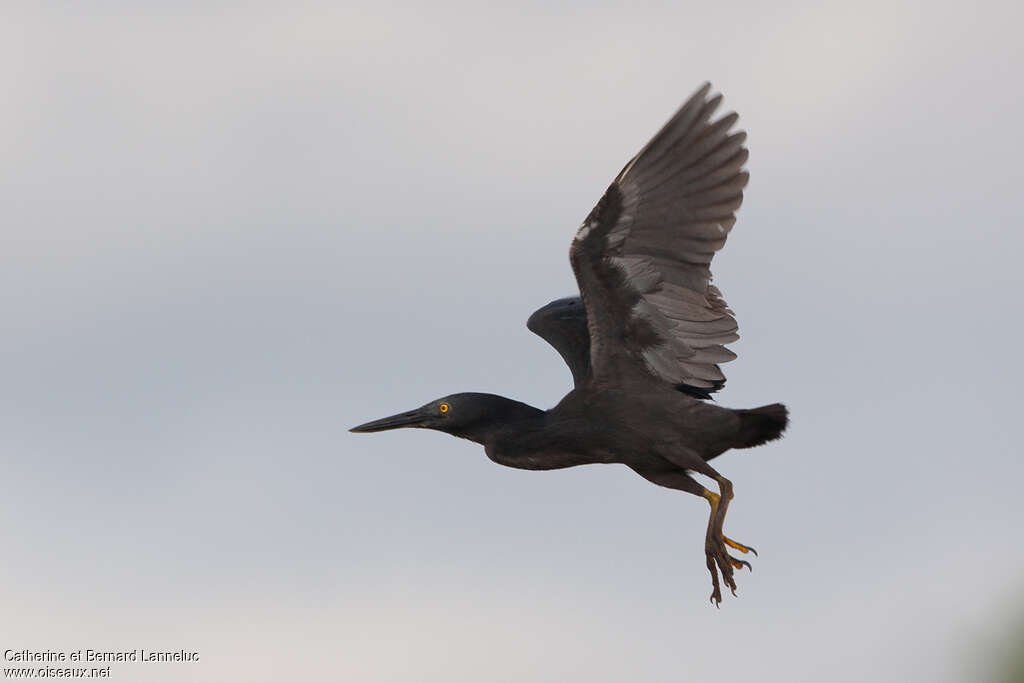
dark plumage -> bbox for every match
[351,84,788,605]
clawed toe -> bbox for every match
[704,531,755,604]
[729,556,752,572]
[706,554,723,607]
[698,480,756,605]
[723,536,758,557]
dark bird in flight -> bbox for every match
[351,84,788,605]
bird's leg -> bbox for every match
[628,465,750,606]
[698,488,728,606]
[688,461,754,605]
[701,490,757,559]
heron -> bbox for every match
[350,83,788,605]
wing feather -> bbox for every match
[569,84,749,392]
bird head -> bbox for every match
[350,393,543,443]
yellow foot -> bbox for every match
[700,488,756,603]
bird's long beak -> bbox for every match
[349,407,431,433]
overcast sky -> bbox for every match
[2,2,1023,682]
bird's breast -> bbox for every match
[484,442,615,471]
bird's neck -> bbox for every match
[449,398,546,446]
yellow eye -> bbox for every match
[439,403,449,414]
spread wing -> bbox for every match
[569,83,747,392]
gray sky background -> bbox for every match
[2,2,1023,681]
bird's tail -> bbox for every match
[734,403,788,448]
